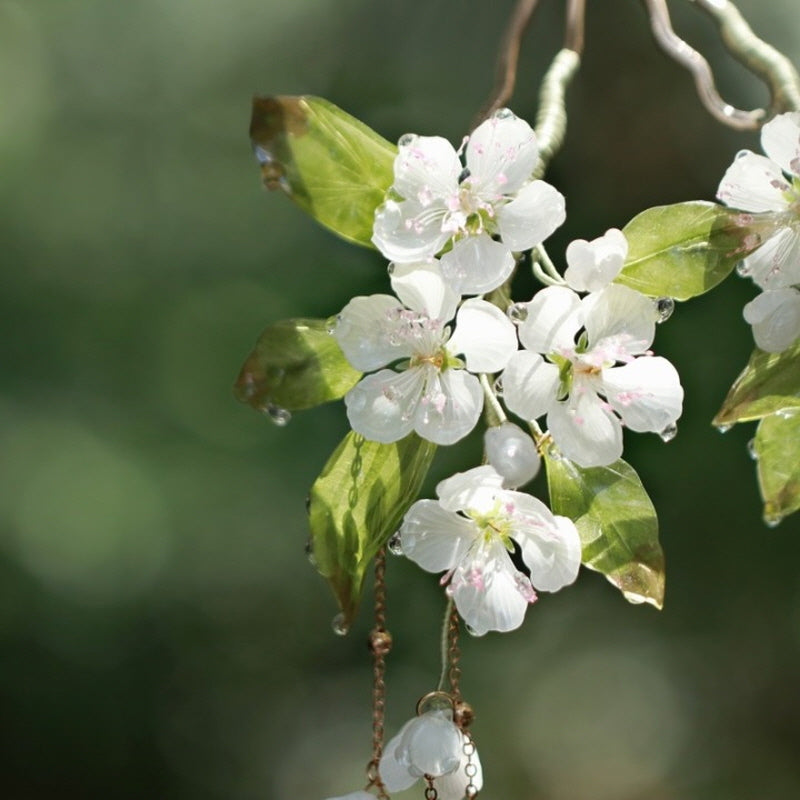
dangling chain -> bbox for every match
[447,605,480,799]
[366,548,391,800]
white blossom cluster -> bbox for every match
[717,111,800,352]
[330,111,684,639]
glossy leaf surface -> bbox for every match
[617,201,761,300]
[235,318,361,412]
[308,432,436,626]
[545,454,664,608]
[753,410,800,525]
[250,95,396,247]
[713,339,800,427]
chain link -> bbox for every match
[424,775,438,800]
[463,732,480,798]
[365,548,391,800]
[446,603,461,700]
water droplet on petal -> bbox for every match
[398,133,418,148]
[387,262,396,276]
[654,297,675,323]
[305,539,317,566]
[658,422,678,442]
[747,438,758,460]
[331,613,350,636]
[387,532,404,556]
[325,314,340,335]
[465,623,482,637]
[492,108,516,120]
[715,422,732,434]
[736,261,751,277]
[507,302,529,323]
[261,403,291,426]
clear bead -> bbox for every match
[387,532,404,556]
[658,422,678,443]
[398,133,417,147]
[507,302,529,323]
[331,613,350,636]
[492,108,516,120]
[654,297,675,323]
[261,403,291,426]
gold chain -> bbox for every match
[365,548,391,800]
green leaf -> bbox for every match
[249,95,396,247]
[308,432,437,627]
[713,339,800,427]
[234,318,361,412]
[545,454,664,608]
[617,201,761,300]
[753,409,800,525]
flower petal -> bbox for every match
[344,368,423,443]
[603,356,683,433]
[451,543,533,635]
[447,298,518,373]
[372,198,451,263]
[743,225,800,290]
[548,390,623,467]
[466,111,539,195]
[335,294,413,371]
[393,134,462,200]
[743,287,800,352]
[517,285,583,355]
[413,368,483,445]
[583,284,656,357]
[502,350,560,421]
[399,711,462,778]
[496,180,566,251]
[435,464,505,514]
[439,234,515,295]
[379,719,418,792]
[434,734,484,800]
[761,111,800,178]
[564,228,628,292]
[390,260,459,321]
[400,499,477,573]
[717,151,792,212]
[512,493,582,591]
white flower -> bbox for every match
[743,287,800,352]
[400,465,581,635]
[334,261,517,445]
[379,709,483,799]
[717,111,800,291]
[372,109,566,295]
[502,284,683,467]
[564,228,628,292]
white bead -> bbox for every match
[484,422,540,488]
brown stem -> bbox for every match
[472,0,542,129]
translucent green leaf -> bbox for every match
[617,201,761,300]
[308,432,437,627]
[234,318,361,412]
[545,454,664,608]
[753,409,800,525]
[249,95,396,247]
[713,339,800,427]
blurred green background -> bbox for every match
[2,1,800,798]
